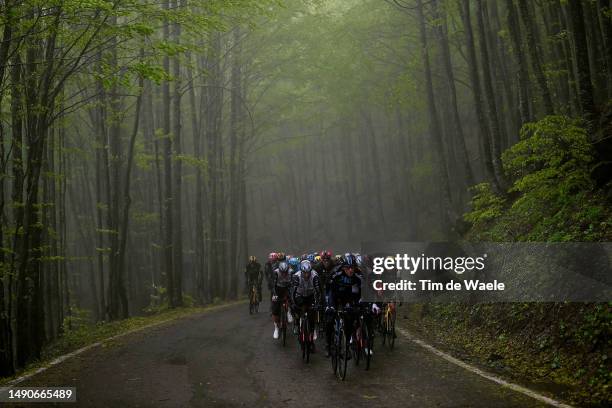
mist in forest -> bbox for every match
[1,0,610,378]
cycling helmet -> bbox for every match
[300,260,313,273]
[268,252,277,261]
[320,250,332,259]
[355,255,364,267]
[278,261,289,273]
[334,254,342,262]
[342,253,356,266]
[300,253,308,261]
[249,255,257,262]
[314,255,321,262]
[289,257,300,269]
[306,253,315,262]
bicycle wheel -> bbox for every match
[389,311,396,350]
[354,323,362,367]
[304,315,311,363]
[334,317,348,380]
[331,319,339,374]
[335,316,349,381]
[339,328,349,381]
[381,315,387,346]
[280,306,288,347]
[363,323,372,370]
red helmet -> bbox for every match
[268,252,278,261]
[320,250,332,259]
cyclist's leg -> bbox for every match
[293,295,303,323]
[271,291,281,323]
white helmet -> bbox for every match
[300,260,312,273]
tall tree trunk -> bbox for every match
[172,2,183,306]
[505,0,533,125]
[459,0,498,190]
[475,0,507,188]
[517,0,555,115]
[187,56,206,303]
[416,0,455,230]
[432,0,474,188]
[162,0,175,307]
[567,0,596,125]
[116,74,144,318]
[229,28,242,299]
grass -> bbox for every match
[0,299,245,386]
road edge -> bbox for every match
[397,327,574,408]
[3,300,246,387]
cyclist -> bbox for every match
[264,253,277,294]
[318,250,335,293]
[291,260,322,346]
[288,256,300,275]
[324,253,362,357]
[271,260,293,339]
[245,256,263,301]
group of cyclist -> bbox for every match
[243,250,389,358]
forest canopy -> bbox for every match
[0,1,611,395]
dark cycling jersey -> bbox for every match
[327,268,362,308]
[245,261,262,286]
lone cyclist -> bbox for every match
[245,256,263,302]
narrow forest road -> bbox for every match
[15,302,549,407]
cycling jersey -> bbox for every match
[264,261,274,289]
[246,261,262,285]
[272,268,292,295]
[327,268,362,308]
[291,270,321,306]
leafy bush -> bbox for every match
[448,116,612,405]
[464,116,612,242]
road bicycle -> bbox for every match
[279,296,289,346]
[331,309,352,380]
[353,304,373,370]
[380,302,397,349]
[249,284,259,314]
[297,306,316,363]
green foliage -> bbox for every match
[464,116,612,242]
[463,183,506,226]
[456,116,612,405]
[504,116,593,200]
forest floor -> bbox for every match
[6,300,558,407]
[1,300,245,388]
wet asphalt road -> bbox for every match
[16,302,547,407]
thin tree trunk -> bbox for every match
[162,0,175,307]
[517,0,555,115]
[229,28,242,299]
[567,0,596,125]
[172,2,183,306]
[432,0,474,187]
[505,0,533,124]
[417,0,455,230]
[475,0,506,188]
[459,0,498,190]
